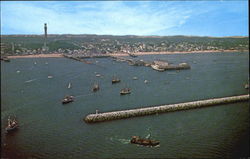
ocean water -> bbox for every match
[1,52,249,159]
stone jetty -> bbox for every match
[84,94,249,123]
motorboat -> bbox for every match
[120,88,131,95]
[62,95,74,104]
[130,136,160,147]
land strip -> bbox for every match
[6,50,247,59]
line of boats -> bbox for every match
[4,116,160,146]
[62,77,132,104]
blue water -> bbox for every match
[1,52,249,159]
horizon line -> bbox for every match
[1,34,249,38]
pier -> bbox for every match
[84,94,249,123]
[63,54,110,64]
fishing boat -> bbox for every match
[112,77,121,84]
[130,136,160,147]
[120,88,131,95]
[5,117,19,133]
[68,82,72,89]
[62,95,74,104]
[92,83,100,92]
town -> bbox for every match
[1,34,249,56]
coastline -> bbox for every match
[7,53,63,59]
[109,50,248,56]
[6,50,247,58]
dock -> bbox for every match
[63,54,110,64]
[84,94,249,123]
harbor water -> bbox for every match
[1,52,249,158]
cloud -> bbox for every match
[1,1,248,36]
[1,1,194,35]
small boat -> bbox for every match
[92,84,100,92]
[68,82,72,89]
[62,95,74,104]
[112,77,121,84]
[130,136,160,147]
[133,77,138,80]
[151,64,165,72]
[120,88,131,95]
[5,117,19,134]
[48,75,53,79]
[96,74,101,77]
[245,84,249,89]
[144,80,148,84]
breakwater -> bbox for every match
[84,94,249,123]
[63,54,92,64]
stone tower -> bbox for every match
[42,23,49,52]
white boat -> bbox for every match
[133,77,138,80]
[48,75,53,79]
[68,83,72,89]
[151,64,165,72]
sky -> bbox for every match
[1,1,248,37]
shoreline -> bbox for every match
[6,50,248,58]
[109,50,248,56]
[7,53,63,59]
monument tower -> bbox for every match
[42,23,49,52]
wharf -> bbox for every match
[84,94,249,123]
[64,54,110,59]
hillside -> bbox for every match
[1,35,249,55]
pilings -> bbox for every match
[84,94,249,123]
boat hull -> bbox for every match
[120,92,131,95]
[5,125,18,133]
[131,138,160,146]
[62,100,73,104]
[112,80,120,84]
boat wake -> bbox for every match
[117,138,130,144]
[74,93,94,98]
[25,79,37,83]
[109,137,130,144]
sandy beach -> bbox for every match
[7,53,63,59]
[6,50,247,58]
